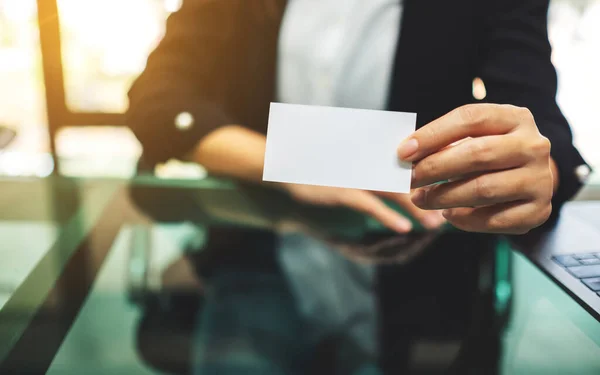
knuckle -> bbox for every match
[518,202,552,233]
[539,173,554,199]
[486,201,552,235]
[468,140,495,167]
[473,176,496,201]
[527,169,553,201]
[531,136,552,158]
[486,214,511,232]
[500,103,517,114]
[537,202,553,225]
[423,123,440,144]
[487,215,529,235]
[458,104,485,126]
[418,157,437,179]
[517,106,535,123]
[513,136,530,159]
[519,177,534,198]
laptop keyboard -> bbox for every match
[553,253,600,296]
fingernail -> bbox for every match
[396,218,413,232]
[411,189,426,206]
[398,138,419,160]
[442,209,452,218]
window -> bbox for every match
[0,0,597,180]
[549,0,600,173]
[57,0,178,113]
[0,0,48,154]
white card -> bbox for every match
[263,103,416,193]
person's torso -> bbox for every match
[277,0,403,110]
[225,0,481,133]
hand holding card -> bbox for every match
[263,103,415,193]
[400,104,554,234]
[263,103,445,232]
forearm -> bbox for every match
[191,125,267,183]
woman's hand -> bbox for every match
[281,184,446,233]
[398,104,555,234]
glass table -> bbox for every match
[0,175,599,374]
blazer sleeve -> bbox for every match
[477,0,591,214]
[127,0,285,165]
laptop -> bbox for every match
[519,200,600,322]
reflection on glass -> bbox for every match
[55,126,141,177]
[502,253,600,374]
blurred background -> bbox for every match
[0,0,599,180]
[0,2,599,373]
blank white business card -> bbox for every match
[263,103,416,193]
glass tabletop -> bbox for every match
[0,174,599,374]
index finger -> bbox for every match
[397,104,522,162]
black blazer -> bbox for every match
[127,0,589,211]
